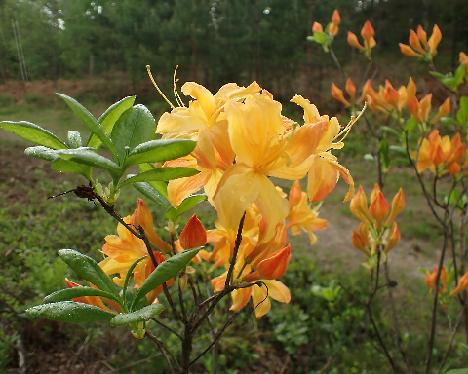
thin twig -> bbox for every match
[145,331,179,374]
[152,318,182,340]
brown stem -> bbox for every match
[425,215,449,374]
[145,331,178,374]
[366,251,401,372]
[225,212,247,287]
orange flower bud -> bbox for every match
[369,184,389,225]
[426,266,448,293]
[386,188,405,225]
[331,83,350,107]
[246,244,292,281]
[331,9,340,25]
[416,25,428,46]
[399,43,420,57]
[459,52,468,66]
[352,223,371,255]
[419,94,432,122]
[361,20,374,43]
[428,24,442,56]
[409,30,424,54]
[350,185,370,223]
[347,31,363,50]
[384,80,399,109]
[312,22,323,33]
[431,97,450,124]
[345,78,356,101]
[179,214,207,249]
[384,223,401,253]
[450,273,468,296]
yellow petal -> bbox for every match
[263,280,291,303]
[252,283,271,318]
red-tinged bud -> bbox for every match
[312,22,323,33]
[246,244,292,281]
[409,30,424,54]
[428,24,442,56]
[331,83,350,107]
[179,214,207,249]
[384,223,401,253]
[347,31,363,50]
[349,185,370,223]
[450,273,468,296]
[331,9,340,25]
[352,223,371,256]
[345,78,356,101]
[65,278,81,288]
[386,188,405,225]
[369,186,389,225]
[425,266,448,293]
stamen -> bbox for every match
[336,102,367,143]
[173,65,186,107]
[146,65,175,109]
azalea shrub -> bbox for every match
[1,8,467,374]
[310,9,467,373]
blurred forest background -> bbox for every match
[0,0,467,106]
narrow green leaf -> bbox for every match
[456,96,468,126]
[121,167,199,187]
[25,301,114,323]
[51,159,92,177]
[57,93,117,156]
[25,146,59,161]
[125,139,196,166]
[110,304,164,326]
[44,287,120,304]
[0,121,66,149]
[165,194,207,220]
[54,148,120,172]
[133,248,201,306]
[88,96,136,148]
[58,249,118,295]
[110,104,156,164]
[123,256,147,299]
[133,182,171,208]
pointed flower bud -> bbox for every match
[350,185,370,223]
[450,273,468,296]
[386,188,405,225]
[246,244,292,281]
[369,184,389,225]
[179,214,207,249]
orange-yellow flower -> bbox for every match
[414,130,466,175]
[99,200,172,301]
[369,184,390,226]
[459,52,468,66]
[450,273,468,296]
[426,266,449,293]
[312,22,323,33]
[347,20,376,58]
[286,181,328,244]
[400,24,442,60]
[362,78,416,114]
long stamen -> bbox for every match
[173,65,186,107]
[146,65,176,109]
[336,102,367,143]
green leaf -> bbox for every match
[133,182,171,208]
[57,93,117,156]
[67,131,82,148]
[0,121,66,149]
[88,96,136,148]
[378,138,390,169]
[110,304,164,326]
[54,148,120,172]
[133,248,201,307]
[25,301,114,323]
[58,249,118,295]
[125,139,196,166]
[25,146,59,161]
[121,167,199,187]
[110,104,156,164]
[404,117,418,133]
[165,194,207,220]
[51,159,92,177]
[444,369,468,374]
[456,96,468,126]
[44,287,120,304]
